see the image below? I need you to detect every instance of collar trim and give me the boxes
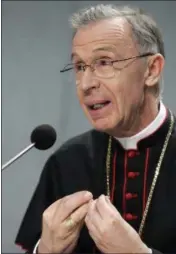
[114,102,167,150]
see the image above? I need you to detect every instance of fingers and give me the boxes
[85,216,99,242]
[58,191,93,221]
[46,191,92,222]
[85,200,103,235]
[41,191,93,253]
[87,199,103,222]
[61,202,89,234]
[105,196,122,219]
[95,195,117,219]
[43,191,93,231]
[85,195,121,236]
[70,202,89,225]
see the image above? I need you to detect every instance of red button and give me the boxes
[124,213,138,221]
[127,151,137,158]
[125,193,138,200]
[128,172,140,178]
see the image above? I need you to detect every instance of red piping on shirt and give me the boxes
[123,151,128,217]
[143,148,150,213]
[111,151,117,202]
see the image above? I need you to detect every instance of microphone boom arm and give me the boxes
[2,143,35,171]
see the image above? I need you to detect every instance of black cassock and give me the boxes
[15,109,176,253]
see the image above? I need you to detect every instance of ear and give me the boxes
[145,54,165,87]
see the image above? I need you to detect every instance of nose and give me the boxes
[79,68,100,92]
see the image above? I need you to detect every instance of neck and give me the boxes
[111,95,159,138]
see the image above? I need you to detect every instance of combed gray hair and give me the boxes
[69,4,165,98]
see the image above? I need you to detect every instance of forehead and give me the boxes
[71,18,135,60]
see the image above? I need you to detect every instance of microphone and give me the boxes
[2,124,57,171]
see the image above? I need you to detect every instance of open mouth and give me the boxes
[88,101,111,110]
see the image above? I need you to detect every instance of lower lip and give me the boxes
[88,102,112,119]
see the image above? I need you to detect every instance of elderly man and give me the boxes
[15,4,176,254]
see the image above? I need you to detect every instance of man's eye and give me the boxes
[98,59,111,66]
[74,64,85,72]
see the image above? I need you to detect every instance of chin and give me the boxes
[82,105,121,133]
[91,117,118,133]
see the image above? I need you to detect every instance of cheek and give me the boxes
[108,79,128,110]
[109,76,144,121]
[76,88,90,116]
[116,70,144,102]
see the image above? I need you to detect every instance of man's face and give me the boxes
[71,18,148,135]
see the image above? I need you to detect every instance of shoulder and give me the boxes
[44,129,108,168]
[39,129,108,186]
[54,129,108,156]
[42,129,109,194]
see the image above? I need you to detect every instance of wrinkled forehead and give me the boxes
[71,18,136,60]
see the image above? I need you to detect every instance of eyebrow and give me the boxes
[71,46,118,61]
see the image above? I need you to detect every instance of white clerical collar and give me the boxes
[114,102,167,150]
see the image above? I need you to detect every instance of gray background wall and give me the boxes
[2,1,176,253]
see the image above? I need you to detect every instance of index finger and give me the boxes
[58,191,93,221]
[96,194,117,219]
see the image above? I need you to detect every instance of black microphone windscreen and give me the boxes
[30,124,57,150]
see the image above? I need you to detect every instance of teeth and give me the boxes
[93,103,105,109]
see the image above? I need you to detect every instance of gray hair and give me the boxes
[69,4,165,98]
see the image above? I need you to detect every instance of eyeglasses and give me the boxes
[60,52,154,80]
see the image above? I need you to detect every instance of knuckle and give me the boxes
[42,209,49,222]
[99,226,108,239]
[79,204,88,216]
[50,224,56,233]
[62,195,69,202]
[108,215,118,228]
[57,230,68,240]
[42,210,57,232]
[102,231,108,240]
[48,218,57,232]
[110,216,118,227]
[97,197,102,207]
[58,224,75,240]
[62,199,70,210]
[99,226,105,236]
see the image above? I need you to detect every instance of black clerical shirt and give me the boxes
[15,106,176,254]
